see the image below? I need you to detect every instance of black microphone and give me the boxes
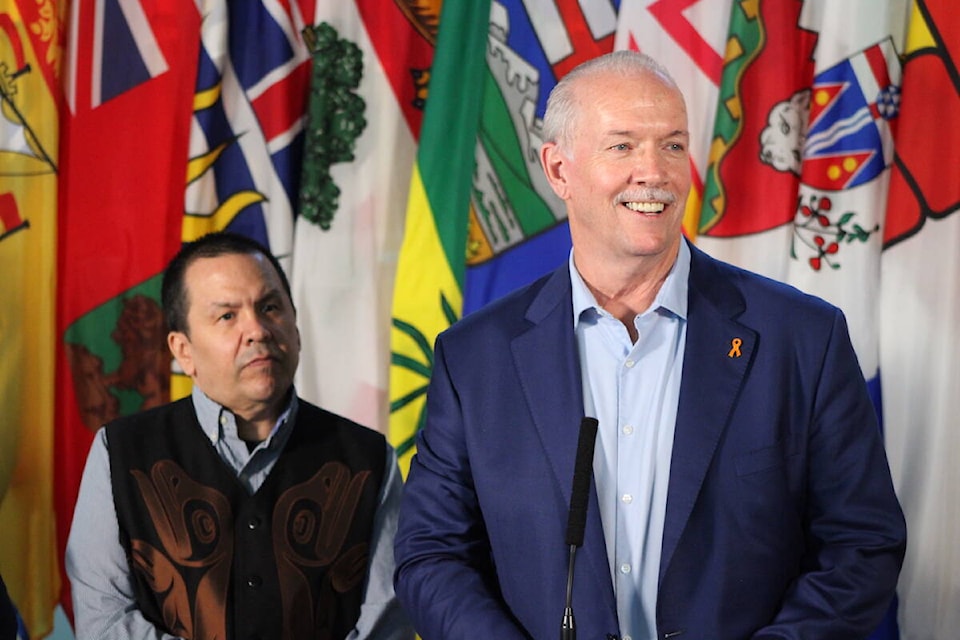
[561,417,599,640]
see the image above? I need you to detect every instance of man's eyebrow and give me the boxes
[602,128,690,138]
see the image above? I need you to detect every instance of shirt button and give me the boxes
[621,494,633,504]
[622,424,634,436]
[246,575,262,589]
[623,635,633,640]
[620,563,631,574]
[247,517,261,530]
[624,359,636,368]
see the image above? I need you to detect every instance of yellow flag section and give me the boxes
[389,166,463,476]
[0,0,61,635]
[388,1,491,476]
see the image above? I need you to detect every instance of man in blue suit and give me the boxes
[394,51,906,639]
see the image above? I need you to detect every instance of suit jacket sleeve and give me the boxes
[394,337,532,640]
[753,309,906,637]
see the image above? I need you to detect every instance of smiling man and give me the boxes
[393,51,905,640]
[67,232,412,640]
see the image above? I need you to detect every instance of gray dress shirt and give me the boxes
[65,387,413,640]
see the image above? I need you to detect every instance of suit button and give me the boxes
[247,517,261,530]
[246,575,262,589]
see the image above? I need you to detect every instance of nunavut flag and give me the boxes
[0,0,63,635]
[56,0,200,617]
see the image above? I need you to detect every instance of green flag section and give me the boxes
[62,275,170,429]
[389,0,491,475]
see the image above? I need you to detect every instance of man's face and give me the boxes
[168,252,300,421]
[541,68,692,267]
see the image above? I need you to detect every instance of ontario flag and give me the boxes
[56,0,201,618]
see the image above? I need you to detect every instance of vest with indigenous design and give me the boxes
[107,397,385,640]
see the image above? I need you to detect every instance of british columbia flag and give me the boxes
[183,0,316,258]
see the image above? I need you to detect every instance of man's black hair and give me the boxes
[161,232,293,335]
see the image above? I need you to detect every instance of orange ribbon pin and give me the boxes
[728,338,743,358]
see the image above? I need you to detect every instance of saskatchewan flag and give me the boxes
[388,0,491,474]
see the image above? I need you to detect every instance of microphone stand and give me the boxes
[561,543,578,640]
[559,417,598,640]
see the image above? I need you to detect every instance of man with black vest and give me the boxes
[66,232,412,640]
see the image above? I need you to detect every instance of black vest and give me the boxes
[107,397,386,640]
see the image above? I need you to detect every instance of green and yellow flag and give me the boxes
[388,0,491,475]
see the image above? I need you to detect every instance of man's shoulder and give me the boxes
[105,396,195,434]
[442,266,566,340]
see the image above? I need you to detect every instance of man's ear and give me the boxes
[168,331,196,377]
[540,141,570,200]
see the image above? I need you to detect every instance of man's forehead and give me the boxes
[184,253,283,295]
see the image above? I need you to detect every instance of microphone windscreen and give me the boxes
[565,417,598,546]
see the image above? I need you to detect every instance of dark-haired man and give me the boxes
[67,232,412,640]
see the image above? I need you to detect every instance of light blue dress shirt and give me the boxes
[66,386,411,640]
[570,241,690,640]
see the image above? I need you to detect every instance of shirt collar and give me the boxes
[569,238,691,329]
[191,384,298,446]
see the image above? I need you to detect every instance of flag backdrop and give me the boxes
[0,0,62,635]
[0,1,956,637]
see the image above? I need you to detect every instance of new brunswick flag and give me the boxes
[0,1,62,635]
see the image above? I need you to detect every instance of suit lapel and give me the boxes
[659,245,757,578]
[510,266,617,620]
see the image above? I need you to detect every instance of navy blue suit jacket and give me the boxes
[395,242,905,639]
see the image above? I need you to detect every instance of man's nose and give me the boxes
[630,148,667,184]
[243,311,272,342]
